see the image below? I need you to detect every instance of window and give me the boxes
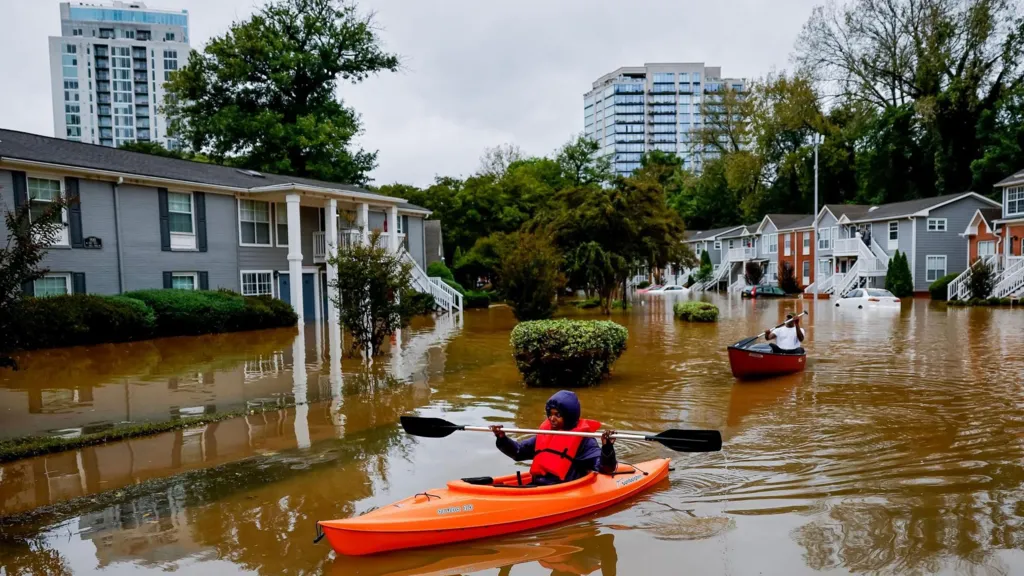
[34,274,70,297]
[28,177,68,245]
[241,271,273,296]
[802,232,810,254]
[927,218,947,232]
[165,32,176,41]
[275,203,289,246]
[714,241,721,250]
[239,200,271,245]
[784,234,791,256]
[1008,186,1024,216]
[167,192,195,249]
[926,255,947,282]
[172,272,197,290]
[72,28,83,36]
[818,258,832,278]
[978,241,995,257]
[767,262,778,282]
[817,227,832,250]
[767,233,778,254]
[802,260,810,280]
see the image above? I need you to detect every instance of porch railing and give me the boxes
[948,254,997,300]
[993,256,1024,298]
[729,277,746,293]
[313,228,399,262]
[833,237,862,257]
[727,247,757,263]
[835,261,862,297]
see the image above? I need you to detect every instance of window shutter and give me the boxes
[158,188,170,251]
[11,171,27,210]
[72,272,86,294]
[195,192,207,252]
[199,271,209,290]
[162,271,172,289]
[21,281,34,297]
[66,177,84,248]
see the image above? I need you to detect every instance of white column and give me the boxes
[357,202,369,245]
[286,194,304,322]
[324,198,339,323]
[327,320,345,433]
[388,205,399,252]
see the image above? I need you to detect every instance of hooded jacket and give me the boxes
[496,390,617,484]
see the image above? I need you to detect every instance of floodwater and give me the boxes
[3,295,1024,576]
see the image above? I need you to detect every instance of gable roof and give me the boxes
[683,225,745,242]
[996,168,1024,187]
[0,129,425,210]
[718,224,758,239]
[818,193,1000,225]
[758,214,812,233]
[963,207,1005,235]
[777,215,816,231]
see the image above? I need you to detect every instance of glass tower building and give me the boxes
[48,2,190,149]
[583,63,746,177]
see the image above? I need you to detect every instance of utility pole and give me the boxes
[812,133,823,299]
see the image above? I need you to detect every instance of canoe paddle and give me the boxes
[733,311,807,349]
[400,416,722,453]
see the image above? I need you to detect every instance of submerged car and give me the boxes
[636,284,662,294]
[835,288,901,308]
[741,284,787,298]
[648,284,688,294]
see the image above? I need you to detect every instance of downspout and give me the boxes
[113,177,125,293]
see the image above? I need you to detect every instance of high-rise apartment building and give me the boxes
[583,63,746,177]
[48,1,190,149]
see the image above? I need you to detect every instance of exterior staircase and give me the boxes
[993,257,1024,299]
[695,261,731,291]
[401,249,463,313]
[947,254,1000,300]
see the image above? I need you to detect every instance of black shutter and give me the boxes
[21,281,34,297]
[66,177,84,248]
[194,192,207,252]
[11,171,27,210]
[72,272,86,294]
[158,188,170,251]
[199,271,209,290]
[162,271,172,289]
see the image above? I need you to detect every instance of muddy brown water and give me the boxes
[3,295,1024,575]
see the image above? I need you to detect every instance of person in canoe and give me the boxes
[490,390,617,485]
[764,312,805,354]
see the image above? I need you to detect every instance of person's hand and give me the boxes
[764,329,772,339]
[490,425,505,439]
[602,429,616,446]
[793,316,801,326]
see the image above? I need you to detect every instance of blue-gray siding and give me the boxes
[912,197,994,291]
[237,204,320,272]
[866,219,913,257]
[406,216,426,269]
[119,185,239,291]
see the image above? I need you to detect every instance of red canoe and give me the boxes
[727,342,806,380]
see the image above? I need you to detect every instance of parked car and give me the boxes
[741,284,788,298]
[637,284,662,294]
[835,288,901,309]
[649,284,689,294]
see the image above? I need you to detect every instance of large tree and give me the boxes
[163,0,399,185]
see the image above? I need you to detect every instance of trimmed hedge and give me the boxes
[405,291,437,316]
[576,297,601,309]
[122,289,297,336]
[464,290,491,309]
[673,301,719,322]
[510,319,628,387]
[13,295,156,350]
[637,281,651,290]
[427,261,455,282]
[929,273,958,301]
[948,297,1019,307]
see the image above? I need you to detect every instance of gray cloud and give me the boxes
[0,0,820,187]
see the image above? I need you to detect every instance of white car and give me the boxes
[648,284,689,294]
[835,288,902,309]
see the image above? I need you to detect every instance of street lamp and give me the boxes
[811,133,824,299]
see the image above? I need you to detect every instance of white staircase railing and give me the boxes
[729,277,746,293]
[835,261,862,297]
[698,261,731,291]
[993,257,1024,298]
[816,273,838,295]
[429,277,464,311]
[948,254,997,300]
[833,237,861,257]
[400,250,462,313]
[869,239,890,266]
[727,247,757,263]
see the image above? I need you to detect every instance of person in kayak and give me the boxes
[764,312,805,354]
[490,390,617,485]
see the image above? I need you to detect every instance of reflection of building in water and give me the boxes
[78,484,210,567]
[387,312,462,384]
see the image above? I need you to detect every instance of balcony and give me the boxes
[98,118,112,127]
[134,72,148,82]
[135,105,149,116]
[96,82,110,93]
[137,130,151,140]
[94,47,108,57]
[833,237,864,257]
[727,247,757,262]
[95,57,109,69]
[97,94,111,104]
[132,49,147,59]
[134,85,148,94]
[133,62,147,71]
[135,96,149,106]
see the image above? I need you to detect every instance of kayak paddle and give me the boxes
[733,310,807,349]
[400,415,722,453]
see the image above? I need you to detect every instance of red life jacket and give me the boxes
[529,418,601,480]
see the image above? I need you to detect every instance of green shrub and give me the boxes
[929,273,958,301]
[463,290,491,309]
[987,297,1002,306]
[576,297,601,309]
[404,291,437,316]
[499,233,564,321]
[427,261,455,282]
[125,289,295,336]
[970,258,995,300]
[13,294,156,350]
[637,280,651,290]
[779,261,802,294]
[442,278,466,295]
[885,251,914,297]
[673,301,720,322]
[510,319,628,387]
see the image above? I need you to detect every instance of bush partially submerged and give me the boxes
[673,301,719,322]
[510,319,628,387]
[124,289,296,336]
[464,290,491,309]
[928,273,958,301]
[13,295,156,350]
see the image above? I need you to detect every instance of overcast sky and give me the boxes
[0,0,821,187]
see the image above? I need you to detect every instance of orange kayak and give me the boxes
[318,458,670,556]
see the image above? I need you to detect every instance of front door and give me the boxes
[279,272,317,319]
[839,259,849,274]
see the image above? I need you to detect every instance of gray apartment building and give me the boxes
[0,129,459,322]
[583,63,746,177]
[49,1,191,149]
